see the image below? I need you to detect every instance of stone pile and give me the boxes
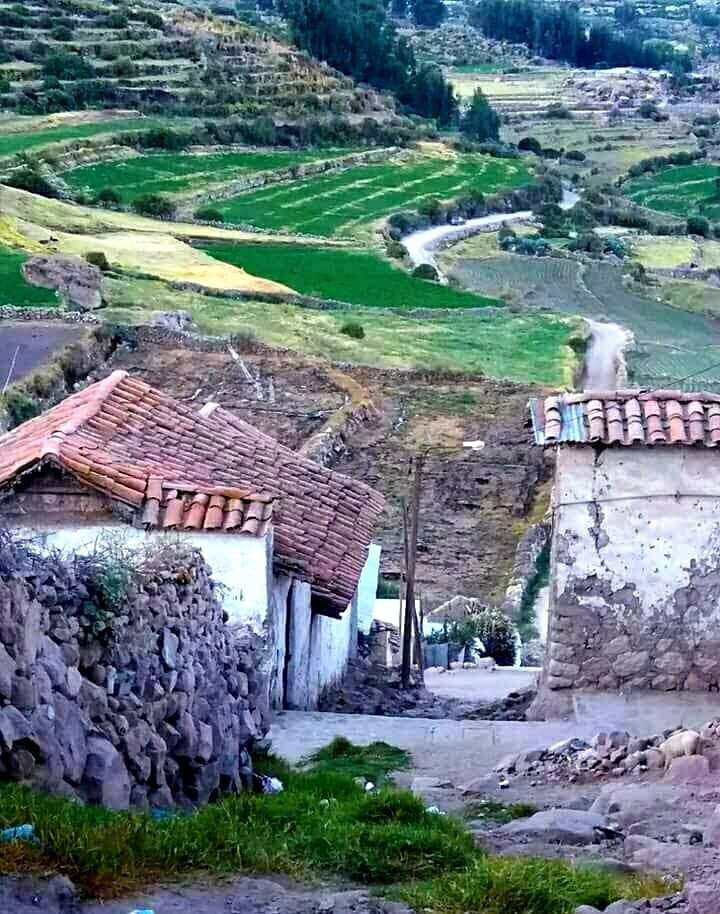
[496,723,720,784]
[0,539,269,809]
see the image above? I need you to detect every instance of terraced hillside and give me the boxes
[624,162,720,219]
[0,0,396,123]
[211,149,531,236]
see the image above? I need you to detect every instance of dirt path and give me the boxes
[583,318,633,389]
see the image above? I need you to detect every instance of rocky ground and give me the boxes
[318,655,535,720]
[1,874,413,914]
[399,721,720,914]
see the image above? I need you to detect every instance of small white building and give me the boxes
[529,389,720,706]
[0,370,384,710]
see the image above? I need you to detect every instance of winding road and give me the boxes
[401,184,625,389]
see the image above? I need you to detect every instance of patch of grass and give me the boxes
[464,799,538,824]
[624,162,720,218]
[395,857,671,914]
[0,741,667,912]
[0,245,57,306]
[0,117,168,159]
[304,737,410,784]
[199,242,499,309]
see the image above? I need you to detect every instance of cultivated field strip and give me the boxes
[624,162,720,218]
[62,149,346,200]
[214,154,530,235]
[0,117,168,159]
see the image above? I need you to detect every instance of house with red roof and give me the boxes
[528,389,720,717]
[0,370,383,710]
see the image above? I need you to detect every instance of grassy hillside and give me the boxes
[0,245,57,305]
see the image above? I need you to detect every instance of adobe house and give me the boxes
[528,389,720,712]
[0,370,383,711]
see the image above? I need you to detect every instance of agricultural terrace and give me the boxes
[444,249,720,390]
[624,163,720,219]
[101,273,580,385]
[61,149,355,203]
[0,117,170,159]
[200,243,499,309]
[450,68,566,106]
[0,245,57,306]
[213,151,531,236]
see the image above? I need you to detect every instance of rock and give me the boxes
[150,309,193,331]
[0,706,32,750]
[162,627,179,669]
[500,808,608,845]
[687,881,720,914]
[82,737,131,810]
[0,643,16,699]
[411,776,453,793]
[603,902,632,914]
[665,754,711,784]
[22,253,103,310]
[591,784,687,825]
[574,908,602,914]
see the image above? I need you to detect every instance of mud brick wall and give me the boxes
[0,541,268,809]
[544,446,720,693]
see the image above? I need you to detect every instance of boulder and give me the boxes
[149,310,193,331]
[590,783,687,825]
[500,808,607,845]
[22,254,103,311]
[665,754,712,784]
[82,737,131,810]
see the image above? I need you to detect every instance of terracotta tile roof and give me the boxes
[529,389,720,447]
[0,371,384,614]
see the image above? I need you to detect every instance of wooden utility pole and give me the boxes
[401,454,424,688]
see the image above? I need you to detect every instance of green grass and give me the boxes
[0,118,168,159]
[449,63,506,73]
[0,740,664,912]
[463,799,538,825]
[199,242,500,309]
[303,737,410,784]
[62,149,352,201]
[213,153,531,235]
[0,245,57,306]
[102,273,580,385]
[624,162,720,218]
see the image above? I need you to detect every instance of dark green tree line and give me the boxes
[279,0,458,123]
[470,0,692,70]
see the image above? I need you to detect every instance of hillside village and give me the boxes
[4,0,720,911]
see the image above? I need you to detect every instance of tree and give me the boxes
[131,194,176,219]
[687,215,710,238]
[391,0,407,16]
[614,1,638,25]
[411,0,446,28]
[460,88,500,142]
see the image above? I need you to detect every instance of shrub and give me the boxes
[131,193,176,218]
[518,136,542,155]
[340,320,365,339]
[546,102,571,119]
[6,166,58,198]
[386,240,407,260]
[84,251,111,272]
[688,215,711,237]
[93,187,121,207]
[50,24,73,40]
[564,149,586,162]
[194,205,224,223]
[43,51,94,80]
[412,263,439,281]
[2,388,40,426]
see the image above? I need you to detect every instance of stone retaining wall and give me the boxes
[0,540,268,809]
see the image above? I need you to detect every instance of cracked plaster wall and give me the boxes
[546,446,720,693]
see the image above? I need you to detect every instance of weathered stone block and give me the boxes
[612,651,649,678]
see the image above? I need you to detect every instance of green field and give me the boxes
[102,273,578,384]
[62,149,352,201]
[213,153,531,236]
[200,242,499,309]
[0,245,57,306]
[624,163,720,219]
[0,118,168,159]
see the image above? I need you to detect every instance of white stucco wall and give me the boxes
[545,446,720,692]
[13,523,273,630]
[307,597,356,708]
[357,543,382,634]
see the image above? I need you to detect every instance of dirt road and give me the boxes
[583,318,632,389]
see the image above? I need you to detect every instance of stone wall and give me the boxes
[0,538,268,809]
[541,446,720,698]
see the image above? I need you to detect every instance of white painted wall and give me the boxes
[13,522,273,631]
[307,597,355,708]
[553,447,720,620]
[357,544,381,634]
